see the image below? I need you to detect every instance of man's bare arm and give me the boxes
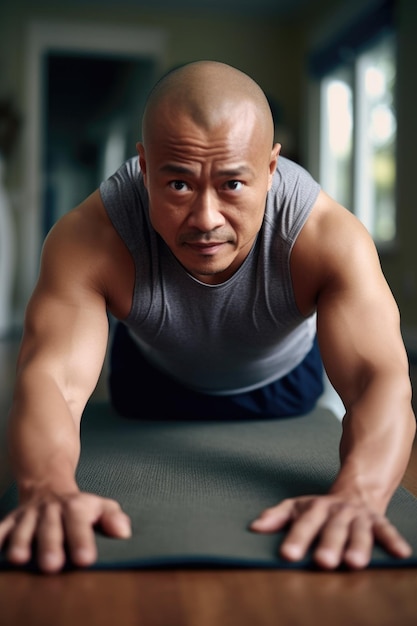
[0,193,132,573]
[251,191,416,569]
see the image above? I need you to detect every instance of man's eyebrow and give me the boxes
[159,163,195,176]
[158,163,255,177]
[216,165,255,178]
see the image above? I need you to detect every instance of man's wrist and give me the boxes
[17,474,79,500]
[329,470,391,513]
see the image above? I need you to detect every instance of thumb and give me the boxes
[250,502,293,533]
[99,506,132,538]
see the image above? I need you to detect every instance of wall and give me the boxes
[385,0,417,344]
[0,1,305,178]
[302,0,417,344]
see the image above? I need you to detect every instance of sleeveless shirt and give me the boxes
[99,156,321,395]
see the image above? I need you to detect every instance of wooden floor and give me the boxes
[1,334,417,626]
[1,567,417,626]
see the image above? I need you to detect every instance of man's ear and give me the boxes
[136,142,148,185]
[268,143,281,190]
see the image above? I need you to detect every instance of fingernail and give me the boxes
[74,548,94,565]
[315,548,339,568]
[249,518,267,531]
[42,552,62,571]
[250,518,262,528]
[399,541,412,557]
[8,546,29,563]
[281,543,303,560]
[119,520,132,538]
[344,550,368,569]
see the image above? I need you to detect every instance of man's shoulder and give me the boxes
[42,190,134,316]
[43,191,127,273]
[273,156,319,188]
[99,156,149,236]
[99,156,142,198]
[265,157,321,241]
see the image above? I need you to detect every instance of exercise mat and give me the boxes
[1,404,417,570]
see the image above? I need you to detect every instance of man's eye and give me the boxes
[224,180,243,191]
[169,180,188,191]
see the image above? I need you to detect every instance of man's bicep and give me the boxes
[17,218,110,418]
[316,228,407,407]
[21,291,108,405]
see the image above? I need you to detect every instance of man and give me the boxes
[0,61,415,574]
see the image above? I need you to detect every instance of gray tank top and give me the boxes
[100,156,320,395]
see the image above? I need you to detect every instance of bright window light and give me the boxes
[319,34,396,246]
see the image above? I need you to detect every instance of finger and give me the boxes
[36,502,66,573]
[0,515,17,549]
[373,516,413,559]
[279,502,329,562]
[99,502,132,539]
[63,499,98,568]
[6,508,38,565]
[341,516,374,570]
[313,507,355,569]
[250,500,295,533]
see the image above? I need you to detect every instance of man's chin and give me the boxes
[174,245,239,283]
[184,261,234,285]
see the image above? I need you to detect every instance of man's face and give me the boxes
[137,102,279,285]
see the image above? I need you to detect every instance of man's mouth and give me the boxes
[185,241,227,255]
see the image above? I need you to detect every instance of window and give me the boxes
[309,0,396,247]
[320,68,353,212]
[320,35,396,245]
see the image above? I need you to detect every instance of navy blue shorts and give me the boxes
[108,322,324,420]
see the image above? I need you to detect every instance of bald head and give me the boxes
[141,61,274,147]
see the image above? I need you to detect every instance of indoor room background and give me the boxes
[0,0,416,357]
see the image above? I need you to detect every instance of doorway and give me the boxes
[43,52,155,234]
[19,19,165,312]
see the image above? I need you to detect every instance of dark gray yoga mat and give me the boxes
[1,403,416,570]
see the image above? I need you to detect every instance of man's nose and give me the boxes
[187,191,226,232]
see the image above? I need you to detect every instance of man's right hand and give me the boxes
[0,490,132,573]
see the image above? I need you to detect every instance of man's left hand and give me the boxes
[250,494,412,569]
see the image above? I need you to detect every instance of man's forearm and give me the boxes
[330,374,416,511]
[2,371,131,574]
[8,373,82,497]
